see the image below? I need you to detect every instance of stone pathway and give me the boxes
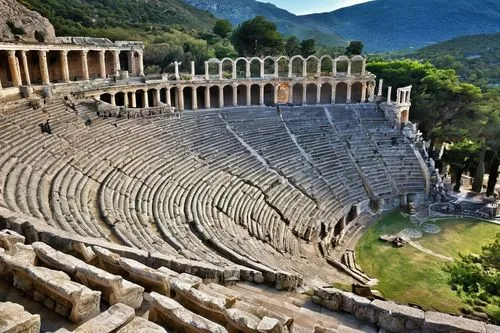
[408,241,454,261]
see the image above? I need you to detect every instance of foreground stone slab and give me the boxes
[146,292,228,333]
[70,303,135,333]
[116,317,169,333]
[32,242,144,309]
[119,257,170,295]
[0,301,41,333]
[424,311,487,333]
[371,299,424,332]
[0,229,25,248]
[224,308,261,333]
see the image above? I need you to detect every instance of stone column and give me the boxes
[246,85,251,106]
[60,50,70,83]
[218,62,223,80]
[113,51,121,74]
[302,61,307,77]
[377,79,383,97]
[260,61,264,78]
[259,84,264,106]
[316,61,321,77]
[233,85,238,107]
[274,61,279,77]
[178,87,184,111]
[155,89,161,106]
[332,84,336,104]
[332,61,337,76]
[110,93,116,106]
[205,86,211,109]
[302,85,307,104]
[38,50,50,85]
[98,50,106,79]
[288,85,294,104]
[191,61,195,79]
[316,84,322,104]
[138,51,144,76]
[219,86,224,108]
[273,85,279,105]
[20,51,31,86]
[369,82,375,102]
[387,86,392,104]
[232,62,237,79]
[361,82,367,103]
[166,87,171,106]
[347,61,352,76]
[174,62,180,80]
[123,93,129,108]
[192,88,198,110]
[204,61,209,80]
[131,91,137,108]
[288,62,293,78]
[7,50,21,87]
[127,51,134,74]
[142,90,149,108]
[346,83,352,104]
[81,50,89,81]
[361,60,366,75]
[246,62,251,78]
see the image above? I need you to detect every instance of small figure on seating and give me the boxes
[84,116,92,127]
[276,106,283,121]
[39,120,52,134]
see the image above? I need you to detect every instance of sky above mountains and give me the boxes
[256,0,373,15]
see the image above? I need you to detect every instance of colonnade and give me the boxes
[98,80,376,111]
[0,43,144,89]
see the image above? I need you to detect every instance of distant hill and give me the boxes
[183,0,346,46]
[184,0,500,52]
[18,0,218,40]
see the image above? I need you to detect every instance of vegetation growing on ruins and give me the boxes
[356,212,500,321]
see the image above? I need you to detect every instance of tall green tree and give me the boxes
[284,36,301,56]
[345,41,363,56]
[213,19,232,39]
[300,39,316,57]
[231,16,284,56]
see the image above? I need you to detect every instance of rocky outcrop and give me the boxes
[313,287,500,333]
[0,0,55,42]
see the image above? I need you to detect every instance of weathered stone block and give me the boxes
[424,311,487,333]
[371,300,424,332]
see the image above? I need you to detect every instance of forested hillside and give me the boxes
[18,0,217,40]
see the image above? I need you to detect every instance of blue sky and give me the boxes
[256,0,373,15]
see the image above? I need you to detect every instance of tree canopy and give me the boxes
[213,19,232,39]
[231,16,284,57]
[345,41,364,56]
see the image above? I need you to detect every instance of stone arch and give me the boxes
[306,56,320,78]
[169,87,179,109]
[159,87,168,104]
[263,56,275,76]
[100,93,112,104]
[351,82,363,103]
[196,86,207,109]
[207,59,220,78]
[115,92,126,107]
[292,84,303,105]
[209,86,220,108]
[223,85,233,107]
[179,87,191,110]
[401,109,409,123]
[263,83,274,105]
[335,56,349,75]
[237,85,247,106]
[221,58,233,79]
[320,56,334,76]
[126,91,135,107]
[249,57,262,78]
[0,51,14,87]
[119,51,129,72]
[87,50,101,79]
[276,56,289,77]
[290,56,304,77]
[306,83,317,104]
[147,89,155,107]
[25,51,42,85]
[351,55,364,75]
[250,84,260,105]
[320,83,333,104]
[234,58,248,78]
[335,82,348,104]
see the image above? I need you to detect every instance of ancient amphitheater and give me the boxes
[0,37,497,333]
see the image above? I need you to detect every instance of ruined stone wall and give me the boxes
[313,287,499,333]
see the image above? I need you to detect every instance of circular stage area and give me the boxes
[356,212,500,319]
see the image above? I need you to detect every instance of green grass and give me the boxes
[356,212,500,317]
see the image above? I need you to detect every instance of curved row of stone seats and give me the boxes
[32,242,144,309]
[0,243,101,323]
[0,301,41,333]
[55,303,167,333]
